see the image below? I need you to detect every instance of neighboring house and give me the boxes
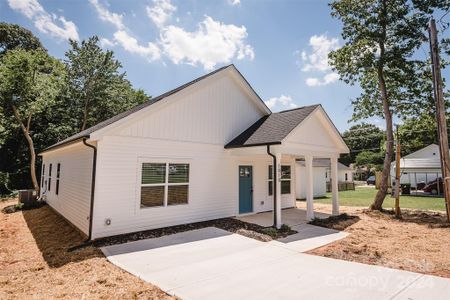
[39,65,349,240]
[296,159,353,199]
[392,144,442,188]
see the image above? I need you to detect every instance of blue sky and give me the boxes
[2,0,444,132]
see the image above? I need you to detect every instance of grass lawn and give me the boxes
[315,186,447,211]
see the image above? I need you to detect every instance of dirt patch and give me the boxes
[304,203,450,278]
[0,199,175,299]
[93,217,296,248]
[309,213,360,230]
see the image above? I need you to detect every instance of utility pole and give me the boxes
[395,124,401,218]
[429,18,450,221]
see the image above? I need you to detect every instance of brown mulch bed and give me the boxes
[0,199,175,300]
[309,213,361,230]
[93,216,296,248]
[304,203,450,278]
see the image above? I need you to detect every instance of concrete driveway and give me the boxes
[102,227,450,300]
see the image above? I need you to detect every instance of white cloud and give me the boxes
[89,0,124,30]
[146,0,176,28]
[99,37,116,47]
[264,95,298,111]
[114,30,161,61]
[298,34,340,87]
[160,16,254,70]
[306,72,339,87]
[89,0,254,70]
[228,0,241,6]
[8,0,79,41]
[301,34,339,72]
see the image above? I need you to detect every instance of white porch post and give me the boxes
[275,152,282,228]
[331,156,340,215]
[305,155,314,220]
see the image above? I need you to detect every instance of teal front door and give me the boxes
[239,165,253,214]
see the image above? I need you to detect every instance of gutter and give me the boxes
[266,145,277,228]
[82,138,97,241]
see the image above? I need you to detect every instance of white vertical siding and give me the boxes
[41,143,93,235]
[296,165,327,199]
[117,74,264,145]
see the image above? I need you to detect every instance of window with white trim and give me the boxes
[268,165,273,196]
[280,165,291,194]
[268,165,291,195]
[56,163,61,195]
[41,164,45,189]
[48,163,52,191]
[140,163,189,208]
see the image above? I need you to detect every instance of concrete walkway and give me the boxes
[102,227,450,300]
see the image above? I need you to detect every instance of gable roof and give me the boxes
[225,104,320,148]
[42,64,270,153]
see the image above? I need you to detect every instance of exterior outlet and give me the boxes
[105,218,112,226]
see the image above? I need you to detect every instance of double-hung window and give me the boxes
[267,165,291,195]
[41,164,45,189]
[56,163,61,195]
[280,165,291,194]
[48,164,52,191]
[268,165,273,196]
[140,163,189,208]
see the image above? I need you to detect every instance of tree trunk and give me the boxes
[11,105,40,194]
[370,66,394,211]
[81,96,89,131]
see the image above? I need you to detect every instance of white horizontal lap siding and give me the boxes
[92,136,238,238]
[42,143,93,235]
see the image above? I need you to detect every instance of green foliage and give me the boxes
[280,224,291,232]
[355,151,384,170]
[261,227,278,237]
[0,22,44,56]
[340,123,384,165]
[64,36,150,131]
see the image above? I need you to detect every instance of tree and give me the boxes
[340,123,384,165]
[0,22,44,56]
[329,0,441,210]
[64,36,149,132]
[0,49,65,193]
[355,151,384,170]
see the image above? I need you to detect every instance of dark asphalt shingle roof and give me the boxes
[43,64,243,152]
[225,104,320,148]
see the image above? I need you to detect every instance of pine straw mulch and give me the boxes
[303,203,450,278]
[0,199,175,300]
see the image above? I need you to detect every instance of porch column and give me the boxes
[275,152,282,228]
[331,156,339,215]
[305,155,314,220]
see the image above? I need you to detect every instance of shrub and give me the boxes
[261,227,278,237]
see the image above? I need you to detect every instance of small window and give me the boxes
[48,164,52,191]
[56,163,61,195]
[41,164,45,188]
[281,165,291,194]
[268,165,273,196]
[140,163,189,208]
[345,173,348,181]
[325,171,327,179]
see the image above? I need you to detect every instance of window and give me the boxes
[48,164,52,191]
[267,165,291,195]
[41,164,45,189]
[281,165,291,194]
[345,173,348,181]
[56,163,61,195]
[140,163,189,208]
[268,165,273,196]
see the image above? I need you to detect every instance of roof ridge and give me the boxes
[275,104,320,114]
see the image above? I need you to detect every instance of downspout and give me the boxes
[267,145,277,228]
[83,138,97,241]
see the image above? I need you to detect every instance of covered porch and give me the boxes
[225,105,349,229]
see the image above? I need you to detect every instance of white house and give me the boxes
[392,144,443,188]
[39,65,349,240]
[296,159,353,199]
